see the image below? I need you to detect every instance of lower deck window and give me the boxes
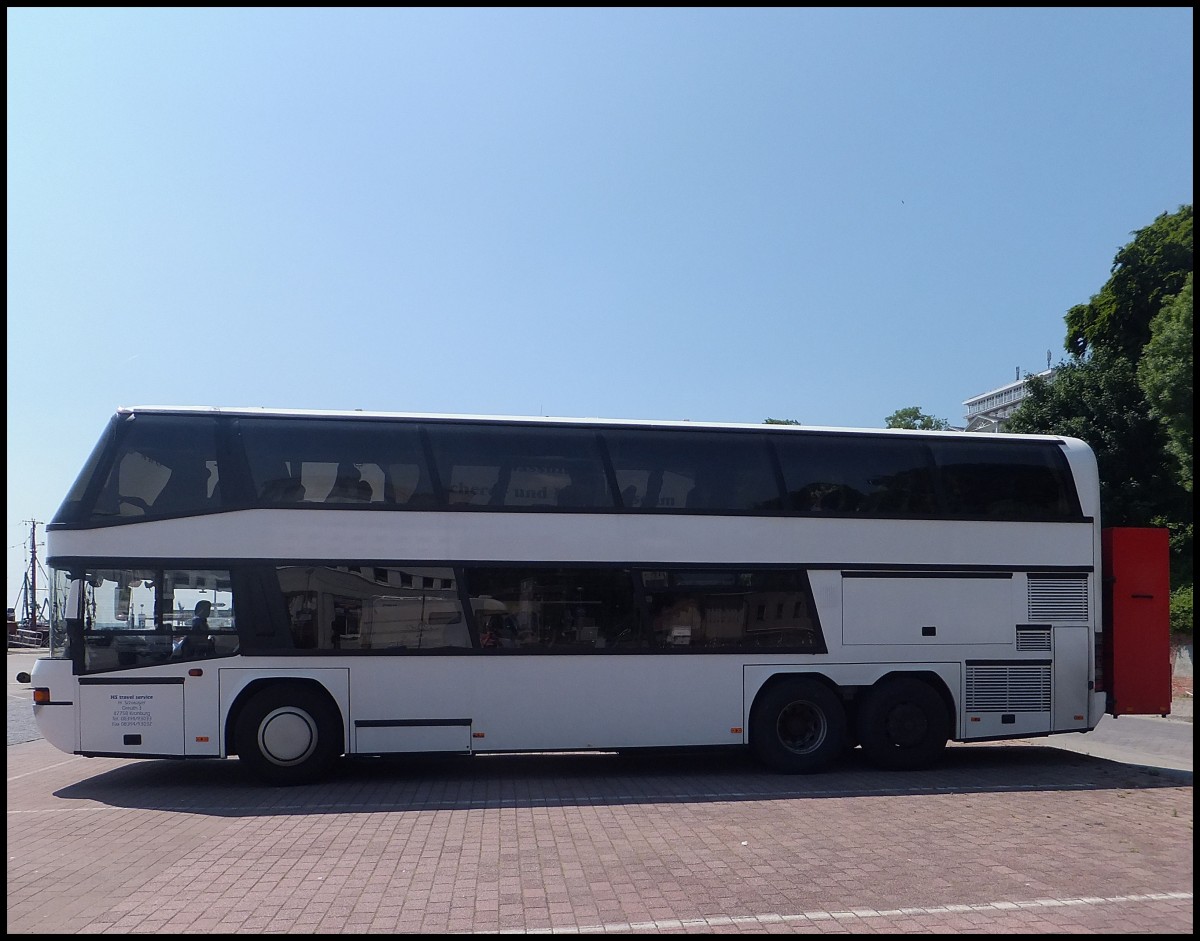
[70,567,237,673]
[272,564,826,654]
[277,565,468,651]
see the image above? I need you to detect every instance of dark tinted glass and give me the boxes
[426,425,613,509]
[241,418,437,507]
[602,430,780,511]
[275,565,466,651]
[463,567,637,649]
[774,434,936,516]
[638,569,825,651]
[77,566,236,673]
[460,566,826,653]
[61,414,1084,525]
[930,439,1079,520]
[87,414,224,521]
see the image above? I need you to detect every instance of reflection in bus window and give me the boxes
[639,570,825,651]
[426,425,613,509]
[603,429,779,511]
[929,439,1075,520]
[462,568,637,649]
[76,567,236,672]
[90,415,223,519]
[775,434,936,516]
[276,565,468,651]
[241,418,435,507]
[459,567,826,653]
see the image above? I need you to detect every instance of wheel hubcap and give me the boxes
[777,701,826,754]
[258,707,318,766]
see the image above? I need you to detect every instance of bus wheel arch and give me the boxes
[229,680,344,786]
[749,674,848,773]
[855,673,952,771]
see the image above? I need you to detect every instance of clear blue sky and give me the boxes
[6,7,1193,610]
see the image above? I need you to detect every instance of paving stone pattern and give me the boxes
[7,739,1193,934]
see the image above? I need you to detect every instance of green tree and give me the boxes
[884,407,950,430]
[1138,273,1193,492]
[1010,204,1193,598]
[764,418,801,425]
[1065,205,1193,358]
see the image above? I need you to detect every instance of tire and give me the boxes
[750,677,847,773]
[856,677,950,771]
[234,683,343,786]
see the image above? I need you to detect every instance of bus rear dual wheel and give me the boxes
[234,683,343,786]
[856,677,950,771]
[750,678,847,773]
[751,676,949,773]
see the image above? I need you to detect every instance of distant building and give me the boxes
[962,367,1054,433]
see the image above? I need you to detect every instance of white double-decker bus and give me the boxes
[22,406,1171,785]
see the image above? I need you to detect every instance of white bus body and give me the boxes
[23,407,1168,785]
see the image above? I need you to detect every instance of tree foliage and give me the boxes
[1170,585,1193,637]
[1138,272,1193,492]
[884,407,950,430]
[763,418,801,425]
[1010,204,1193,592]
[1065,205,1193,359]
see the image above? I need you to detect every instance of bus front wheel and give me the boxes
[750,677,847,773]
[234,683,343,786]
[856,677,949,771]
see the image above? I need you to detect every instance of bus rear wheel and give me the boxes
[235,683,342,786]
[750,677,847,773]
[856,677,949,771]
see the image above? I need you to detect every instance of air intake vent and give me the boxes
[1016,627,1052,652]
[1027,574,1088,621]
[965,664,1052,712]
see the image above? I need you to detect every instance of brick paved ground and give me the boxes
[7,738,1192,934]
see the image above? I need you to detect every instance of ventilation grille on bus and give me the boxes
[1026,574,1089,621]
[1015,627,1052,652]
[965,664,1052,713]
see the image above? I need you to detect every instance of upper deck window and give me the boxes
[240,418,437,507]
[773,434,936,516]
[601,429,779,511]
[88,414,223,521]
[929,439,1079,520]
[426,424,612,509]
[51,411,1085,525]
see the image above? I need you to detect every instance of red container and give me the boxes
[1102,527,1172,716]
